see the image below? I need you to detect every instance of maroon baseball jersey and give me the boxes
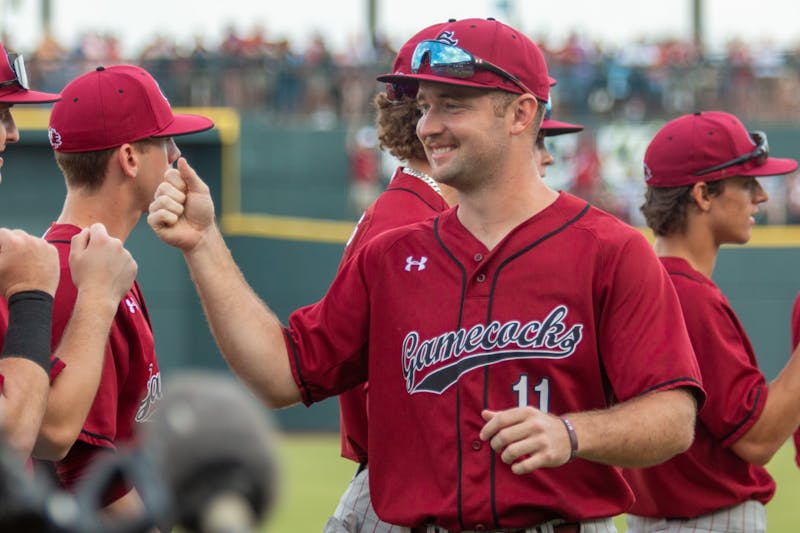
[624,257,774,518]
[338,166,450,464]
[43,224,162,500]
[790,292,800,468]
[285,192,704,530]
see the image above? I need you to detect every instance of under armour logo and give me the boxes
[436,31,458,46]
[124,297,138,314]
[405,256,428,272]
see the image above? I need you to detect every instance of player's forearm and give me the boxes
[184,225,301,408]
[732,348,800,465]
[568,388,697,467]
[33,294,119,460]
[0,357,50,459]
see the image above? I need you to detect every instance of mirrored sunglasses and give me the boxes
[693,130,769,176]
[0,53,29,90]
[411,40,534,96]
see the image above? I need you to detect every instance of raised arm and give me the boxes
[729,342,800,465]
[480,387,697,473]
[147,158,300,407]
[33,224,137,460]
[0,228,59,459]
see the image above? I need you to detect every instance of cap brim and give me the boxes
[153,114,215,138]
[376,71,532,97]
[739,156,798,177]
[0,86,61,104]
[541,119,584,136]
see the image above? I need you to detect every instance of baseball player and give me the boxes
[625,111,800,533]
[1,45,136,463]
[329,26,585,532]
[148,18,703,532]
[33,65,212,518]
[788,297,800,468]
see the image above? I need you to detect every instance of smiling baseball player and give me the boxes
[148,18,704,532]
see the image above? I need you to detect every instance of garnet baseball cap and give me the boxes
[48,65,214,153]
[644,111,798,187]
[541,118,583,136]
[0,43,61,103]
[377,18,551,102]
[382,22,448,101]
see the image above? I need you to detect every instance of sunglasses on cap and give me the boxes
[0,53,29,90]
[386,80,418,102]
[693,130,769,176]
[411,40,534,97]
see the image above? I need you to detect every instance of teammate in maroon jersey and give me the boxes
[791,300,800,469]
[149,18,703,532]
[0,44,136,464]
[33,65,212,518]
[329,25,584,533]
[626,111,800,532]
[0,42,61,460]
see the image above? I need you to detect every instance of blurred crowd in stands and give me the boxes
[7,26,800,225]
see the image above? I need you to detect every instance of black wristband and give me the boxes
[560,416,579,463]
[2,290,54,373]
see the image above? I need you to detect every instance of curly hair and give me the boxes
[641,180,725,236]
[373,92,426,162]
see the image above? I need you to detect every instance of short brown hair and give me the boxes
[53,138,161,192]
[641,180,726,236]
[374,93,425,162]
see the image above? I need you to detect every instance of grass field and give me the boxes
[260,434,800,532]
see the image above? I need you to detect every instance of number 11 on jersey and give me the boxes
[512,374,550,412]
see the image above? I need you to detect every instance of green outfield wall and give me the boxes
[5,108,800,432]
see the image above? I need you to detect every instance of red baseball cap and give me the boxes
[541,119,583,136]
[377,18,551,102]
[644,111,798,187]
[48,65,214,153]
[382,22,448,101]
[0,42,61,104]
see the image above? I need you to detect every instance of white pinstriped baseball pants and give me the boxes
[626,500,766,533]
[322,465,618,533]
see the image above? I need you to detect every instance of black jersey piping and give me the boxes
[433,216,468,529]
[485,202,590,523]
[721,386,762,443]
[79,428,114,444]
[286,332,314,403]
[385,187,443,212]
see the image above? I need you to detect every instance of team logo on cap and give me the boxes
[434,31,458,46]
[643,163,652,182]
[47,127,62,150]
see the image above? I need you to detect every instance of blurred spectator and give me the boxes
[14,27,800,224]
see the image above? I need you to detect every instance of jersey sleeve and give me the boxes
[597,233,705,406]
[49,248,121,450]
[285,242,374,405]
[677,280,767,447]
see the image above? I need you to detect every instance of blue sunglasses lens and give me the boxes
[411,40,477,78]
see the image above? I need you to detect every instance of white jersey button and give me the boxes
[471,439,482,451]
[476,273,486,283]
[473,253,483,262]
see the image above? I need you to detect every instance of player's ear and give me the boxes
[689,182,712,212]
[510,94,538,135]
[116,143,139,179]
